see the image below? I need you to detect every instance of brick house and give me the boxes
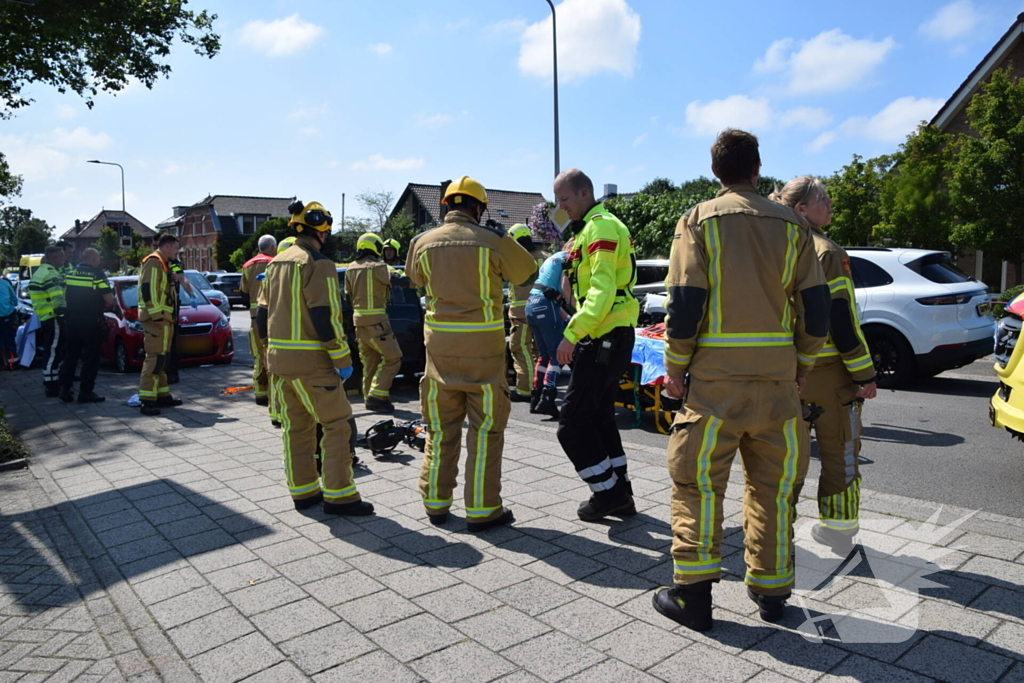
[930,12,1024,291]
[158,195,293,271]
[58,210,156,262]
[389,182,547,233]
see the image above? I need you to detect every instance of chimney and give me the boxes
[74,219,82,234]
[439,179,452,220]
[603,183,618,200]
[172,205,188,217]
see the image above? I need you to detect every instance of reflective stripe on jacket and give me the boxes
[65,263,111,320]
[241,253,274,318]
[28,263,65,322]
[138,252,176,323]
[345,257,411,327]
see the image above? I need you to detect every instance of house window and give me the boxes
[239,215,270,235]
[416,206,429,227]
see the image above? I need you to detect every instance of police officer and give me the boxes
[506,224,546,404]
[652,130,830,631]
[138,234,184,416]
[58,248,112,403]
[57,241,75,280]
[405,176,537,531]
[29,245,66,397]
[771,176,877,556]
[257,200,372,516]
[241,234,277,407]
[382,239,403,267]
[345,233,413,413]
[553,169,639,522]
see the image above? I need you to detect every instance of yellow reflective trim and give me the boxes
[664,348,691,365]
[479,247,494,323]
[705,218,722,335]
[425,320,505,332]
[474,384,495,509]
[775,418,799,573]
[696,417,722,562]
[290,264,301,341]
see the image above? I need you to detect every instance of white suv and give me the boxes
[847,248,994,387]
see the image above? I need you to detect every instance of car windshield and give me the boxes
[220,275,241,283]
[636,264,669,286]
[906,253,974,285]
[118,283,208,309]
[187,272,214,291]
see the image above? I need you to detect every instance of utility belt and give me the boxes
[579,326,631,366]
[577,288,632,306]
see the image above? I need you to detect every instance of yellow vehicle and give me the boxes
[992,294,1024,441]
[18,254,43,279]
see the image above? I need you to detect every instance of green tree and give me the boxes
[12,218,52,257]
[120,233,151,268]
[678,176,719,197]
[640,177,675,195]
[0,154,22,209]
[874,125,956,250]
[606,183,718,259]
[0,206,32,266]
[355,190,417,250]
[949,66,1024,280]
[825,154,897,246]
[232,218,292,269]
[95,227,121,272]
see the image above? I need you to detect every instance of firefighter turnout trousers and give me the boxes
[508,317,534,397]
[802,360,862,533]
[418,355,510,523]
[356,321,402,400]
[249,321,269,400]
[668,380,808,597]
[275,370,359,505]
[139,321,172,403]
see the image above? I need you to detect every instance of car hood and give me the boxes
[122,304,224,323]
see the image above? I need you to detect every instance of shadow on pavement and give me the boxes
[898,376,997,399]
[862,423,965,448]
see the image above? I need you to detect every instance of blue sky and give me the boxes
[3,0,1023,235]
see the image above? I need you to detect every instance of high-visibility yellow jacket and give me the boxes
[663,184,831,383]
[345,257,412,327]
[28,263,65,322]
[507,248,547,321]
[564,203,639,343]
[240,253,274,319]
[138,252,176,323]
[810,226,876,384]
[256,235,352,376]
[405,210,538,359]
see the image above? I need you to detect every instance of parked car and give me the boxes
[634,259,670,299]
[101,276,234,372]
[847,248,994,387]
[206,272,244,307]
[992,293,1023,442]
[183,270,232,317]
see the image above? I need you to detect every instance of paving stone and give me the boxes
[971,586,1024,623]
[346,546,423,577]
[1000,662,1024,683]
[419,542,488,570]
[157,514,221,542]
[279,622,376,675]
[380,566,461,599]
[591,620,690,669]
[740,630,848,682]
[336,590,423,633]
[818,655,932,683]
[237,661,310,683]
[650,642,762,682]
[414,584,502,623]
[312,650,419,683]
[982,621,1024,661]
[488,535,562,566]
[251,597,339,643]
[369,612,464,663]
[253,537,323,567]
[503,631,607,683]
[494,577,580,617]
[189,631,284,683]
[106,536,174,565]
[204,560,280,594]
[897,599,999,645]
[146,585,229,630]
[961,556,1024,590]
[131,566,206,606]
[567,567,657,607]
[456,559,533,592]
[304,572,384,608]
[275,554,351,586]
[411,640,517,683]
[561,658,660,683]
[897,633,1013,683]
[166,607,255,658]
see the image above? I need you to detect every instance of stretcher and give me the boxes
[615,327,681,434]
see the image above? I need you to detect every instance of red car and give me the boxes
[102,276,234,372]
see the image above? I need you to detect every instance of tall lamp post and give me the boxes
[545,0,560,178]
[87,159,126,219]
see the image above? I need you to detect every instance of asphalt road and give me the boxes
[227,309,1020,519]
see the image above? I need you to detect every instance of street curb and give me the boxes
[0,457,28,472]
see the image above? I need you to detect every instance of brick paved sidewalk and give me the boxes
[2,362,1024,682]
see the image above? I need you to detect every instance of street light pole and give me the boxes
[87,159,125,218]
[545,0,560,178]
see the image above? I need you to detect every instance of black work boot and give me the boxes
[324,499,375,516]
[529,388,543,413]
[468,507,514,533]
[748,588,790,623]
[58,387,74,403]
[293,491,324,511]
[509,389,532,403]
[255,396,269,407]
[577,479,636,522]
[140,404,161,416]
[652,581,714,632]
[428,512,449,526]
[811,524,857,557]
[44,383,60,398]
[271,419,282,429]
[535,386,560,418]
[156,395,183,407]
[365,396,395,414]
[78,391,105,403]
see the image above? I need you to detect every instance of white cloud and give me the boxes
[351,154,425,171]
[50,127,113,150]
[369,43,392,56]
[779,106,832,131]
[632,133,648,147]
[921,1,980,41]
[518,0,641,82]
[754,29,895,94]
[684,95,773,137]
[288,105,328,120]
[298,127,322,137]
[807,131,838,154]
[239,15,324,57]
[56,105,77,120]
[413,113,453,130]
[840,96,944,142]
[485,18,528,38]
[0,126,112,182]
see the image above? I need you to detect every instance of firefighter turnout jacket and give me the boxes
[138,252,177,323]
[241,253,274,318]
[28,263,66,322]
[564,204,639,343]
[344,257,412,327]
[256,235,352,377]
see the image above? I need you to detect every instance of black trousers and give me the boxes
[556,326,635,493]
[37,317,66,388]
[60,318,103,393]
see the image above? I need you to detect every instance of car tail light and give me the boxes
[916,293,975,305]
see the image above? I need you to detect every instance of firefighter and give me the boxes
[382,238,403,267]
[652,129,830,631]
[405,176,537,531]
[138,233,184,416]
[257,200,372,516]
[28,245,67,397]
[771,176,877,556]
[58,248,113,403]
[240,234,278,407]
[552,169,639,522]
[506,224,546,404]
[345,232,414,413]
[266,235,297,428]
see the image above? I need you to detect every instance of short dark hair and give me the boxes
[157,233,179,247]
[449,195,485,216]
[554,168,594,196]
[710,129,761,185]
[44,245,64,259]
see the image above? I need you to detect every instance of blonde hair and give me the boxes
[769,175,828,211]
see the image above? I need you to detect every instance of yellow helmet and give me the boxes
[442,176,488,207]
[509,224,531,241]
[278,236,297,249]
[357,233,384,256]
[287,200,333,232]
[385,238,400,252]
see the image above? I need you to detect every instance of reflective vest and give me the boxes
[345,257,411,327]
[139,252,176,323]
[241,253,274,319]
[28,263,65,322]
[64,263,111,321]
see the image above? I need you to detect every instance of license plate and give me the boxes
[977,302,992,316]
[178,336,212,356]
